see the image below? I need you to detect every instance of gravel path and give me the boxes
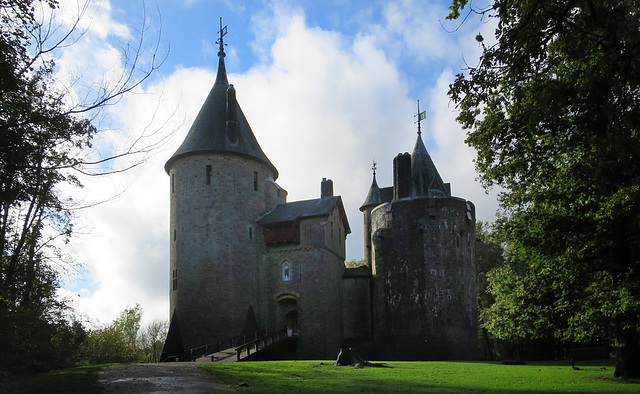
[99,362,237,393]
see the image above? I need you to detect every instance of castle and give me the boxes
[162,28,477,361]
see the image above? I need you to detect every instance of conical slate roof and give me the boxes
[411,132,449,197]
[360,172,382,211]
[164,49,278,179]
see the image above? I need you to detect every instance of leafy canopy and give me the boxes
[448,0,640,347]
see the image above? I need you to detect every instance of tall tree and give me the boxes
[448,0,640,378]
[0,0,163,373]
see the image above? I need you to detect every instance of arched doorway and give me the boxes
[285,310,297,337]
[276,293,298,357]
[276,294,297,336]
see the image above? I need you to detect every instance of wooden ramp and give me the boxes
[194,347,237,364]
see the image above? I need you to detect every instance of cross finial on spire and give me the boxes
[217,17,228,57]
[414,100,426,136]
[372,160,377,176]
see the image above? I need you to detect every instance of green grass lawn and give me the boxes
[2,360,638,393]
[0,365,105,394]
[199,360,640,393]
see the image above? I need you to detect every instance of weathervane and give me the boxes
[372,160,377,176]
[217,17,228,56]
[414,100,426,136]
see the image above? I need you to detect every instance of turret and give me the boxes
[360,163,382,267]
[162,22,283,359]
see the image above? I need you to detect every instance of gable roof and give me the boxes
[258,196,351,233]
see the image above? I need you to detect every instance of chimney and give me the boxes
[226,85,238,144]
[393,152,412,199]
[321,178,334,198]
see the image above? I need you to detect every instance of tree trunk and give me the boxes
[614,329,640,379]
[335,347,366,366]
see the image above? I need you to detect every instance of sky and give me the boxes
[49,0,500,328]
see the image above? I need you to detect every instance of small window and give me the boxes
[173,229,176,241]
[206,165,212,185]
[249,226,253,240]
[282,261,291,282]
[253,171,258,191]
[171,173,175,193]
[172,269,178,291]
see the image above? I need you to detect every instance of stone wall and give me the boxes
[167,153,282,350]
[261,211,347,359]
[369,196,477,360]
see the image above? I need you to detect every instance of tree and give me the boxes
[138,320,168,363]
[80,304,144,364]
[0,0,164,373]
[448,0,640,378]
[475,222,508,360]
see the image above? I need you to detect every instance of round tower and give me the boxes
[359,161,382,267]
[367,126,477,361]
[163,26,284,357]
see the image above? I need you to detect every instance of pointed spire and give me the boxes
[360,160,382,211]
[410,108,449,197]
[165,21,278,179]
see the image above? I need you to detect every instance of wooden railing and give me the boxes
[235,327,290,361]
[163,329,269,362]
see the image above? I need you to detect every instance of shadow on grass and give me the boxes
[0,364,108,394]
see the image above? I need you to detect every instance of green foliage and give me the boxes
[77,305,168,365]
[79,305,144,364]
[0,0,162,374]
[200,360,639,393]
[0,0,96,374]
[137,320,168,363]
[448,0,640,376]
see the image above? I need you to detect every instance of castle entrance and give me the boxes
[275,294,298,357]
[285,310,297,337]
[276,294,297,336]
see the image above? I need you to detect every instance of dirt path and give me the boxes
[99,362,237,393]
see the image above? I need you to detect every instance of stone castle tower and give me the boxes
[162,27,348,360]
[162,26,476,361]
[354,127,477,360]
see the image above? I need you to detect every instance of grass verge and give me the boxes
[199,360,640,393]
[0,365,106,394]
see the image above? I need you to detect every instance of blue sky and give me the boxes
[50,0,499,327]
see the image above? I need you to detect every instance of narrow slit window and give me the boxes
[206,165,212,185]
[171,173,175,193]
[253,171,258,191]
[172,269,178,291]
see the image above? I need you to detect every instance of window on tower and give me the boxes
[206,165,212,185]
[172,269,178,291]
[253,171,258,191]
